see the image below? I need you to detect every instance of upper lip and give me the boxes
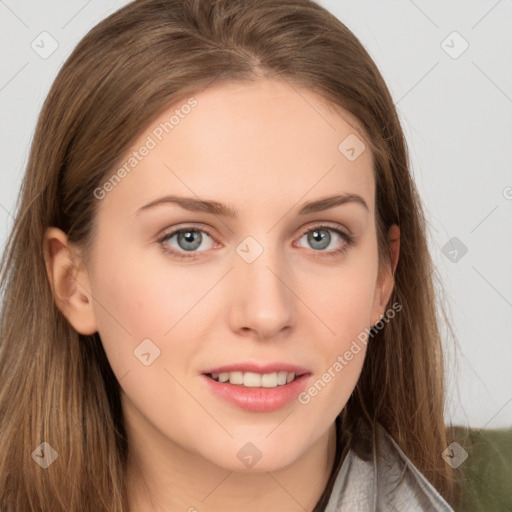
[203,362,310,376]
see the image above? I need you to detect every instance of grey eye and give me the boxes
[161,228,215,254]
[176,230,203,251]
[306,228,332,250]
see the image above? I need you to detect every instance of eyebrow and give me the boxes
[135,193,369,217]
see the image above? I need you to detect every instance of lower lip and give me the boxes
[202,374,310,412]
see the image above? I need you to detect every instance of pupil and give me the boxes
[309,229,329,249]
[179,230,201,251]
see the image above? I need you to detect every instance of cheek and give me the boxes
[298,295,370,424]
[304,258,378,340]
[90,240,190,332]
[87,248,164,375]
[296,259,376,411]
[88,245,211,378]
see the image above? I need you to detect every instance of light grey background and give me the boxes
[0,0,511,429]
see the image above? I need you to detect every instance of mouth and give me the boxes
[205,370,300,388]
[202,362,309,387]
[201,363,311,412]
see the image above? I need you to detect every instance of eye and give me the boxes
[157,223,355,261]
[157,227,216,260]
[295,224,354,257]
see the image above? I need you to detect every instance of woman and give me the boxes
[0,0,460,510]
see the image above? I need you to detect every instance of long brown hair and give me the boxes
[0,0,460,509]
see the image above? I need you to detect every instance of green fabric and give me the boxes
[449,426,512,511]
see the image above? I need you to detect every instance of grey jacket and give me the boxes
[325,423,455,511]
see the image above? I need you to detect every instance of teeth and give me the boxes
[229,371,244,385]
[209,370,298,387]
[277,371,288,385]
[244,372,261,387]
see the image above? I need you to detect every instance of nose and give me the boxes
[228,242,295,341]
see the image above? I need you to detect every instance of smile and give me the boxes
[207,371,298,388]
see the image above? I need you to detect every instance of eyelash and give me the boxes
[157,223,355,261]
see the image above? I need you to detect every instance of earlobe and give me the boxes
[43,227,98,335]
[388,224,400,276]
[370,224,400,325]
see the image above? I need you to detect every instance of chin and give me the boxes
[195,436,308,474]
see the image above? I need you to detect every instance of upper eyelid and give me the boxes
[159,222,349,247]
[160,221,348,238]
[158,224,353,262]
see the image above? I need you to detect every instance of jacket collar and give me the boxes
[324,422,454,511]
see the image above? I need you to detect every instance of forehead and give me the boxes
[100,78,375,218]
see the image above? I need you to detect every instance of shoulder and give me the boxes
[448,424,512,511]
[324,422,454,511]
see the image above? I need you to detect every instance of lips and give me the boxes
[201,362,311,412]
[202,362,310,376]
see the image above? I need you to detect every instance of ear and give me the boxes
[370,224,400,326]
[43,227,98,335]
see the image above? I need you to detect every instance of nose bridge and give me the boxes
[237,234,288,298]
[230,233,294,336]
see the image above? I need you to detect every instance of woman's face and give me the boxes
[62,78,396,474]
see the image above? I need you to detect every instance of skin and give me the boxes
[44,78,400,511]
